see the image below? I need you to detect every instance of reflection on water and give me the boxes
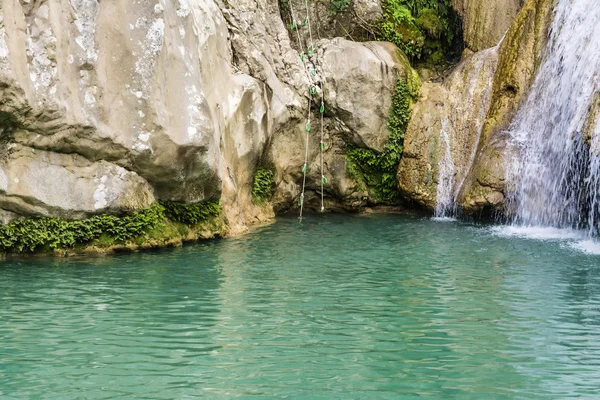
[1,214,600,399]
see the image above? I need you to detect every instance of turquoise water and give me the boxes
[2,215,600,399]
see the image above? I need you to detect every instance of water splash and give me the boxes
[507,0,600,236]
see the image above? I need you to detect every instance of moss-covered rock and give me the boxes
[379,0,462,65]
[398,46,498,210]
[252,168,275,205]
[397,0,554,215]
[346,76,419,203]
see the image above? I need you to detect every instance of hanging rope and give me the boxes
[303,0,315,55]
[287,0,306,61]
[299,93,312,219]
[319,84,326,212]
[287,0,329,218]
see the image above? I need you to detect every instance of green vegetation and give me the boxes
[379,0,462,65]
[328,0,350,14]
[346,78,417,203]
[161,200,222,225]
[0,200,223,254]
[252,168,275,205]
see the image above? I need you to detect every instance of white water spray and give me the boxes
[506,0,600,236]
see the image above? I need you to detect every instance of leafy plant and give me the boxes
[0,203,166,253]
[0,199,223,254]
[328,0,350,14]
[252,168,275,205]
[161,200,222,226]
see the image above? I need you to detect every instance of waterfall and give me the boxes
[433,46,497,219]
[434,118,457,218]
[507,0,600,235]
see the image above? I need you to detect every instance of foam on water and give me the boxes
[569,240,600,255]
[491,225,585,241]
[431,216,458,223]
[491,224,600,255]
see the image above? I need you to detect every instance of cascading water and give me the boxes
[434,118,456,218]
[507,0,600,236]
[433,47,497,219]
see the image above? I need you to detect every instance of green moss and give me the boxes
[252,168,275,205]
[345,78,417,203]
[328,0,350,14]
[379,0,462,65]
[0,199,224,254]
[416,8,444,38]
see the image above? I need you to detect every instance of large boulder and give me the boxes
[270,38,417,211]
[0,0,301,231]
[0,146,154,219]
[322,39,416,153]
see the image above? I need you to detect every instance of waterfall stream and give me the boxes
[433,47,497,219]
[507,0,600,235]
[434,118,456,218]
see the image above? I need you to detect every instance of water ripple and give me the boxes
[1,214,600,398]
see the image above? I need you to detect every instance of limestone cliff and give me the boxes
[0,0,410,253]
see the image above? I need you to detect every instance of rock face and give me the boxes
[283,0,381,43]
[270,38,415,212]
[399,0,553,215]
[0,0,247,221]
[452,0,521,52]
[398,46,498,211]
[0,0,409,235]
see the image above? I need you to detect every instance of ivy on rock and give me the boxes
[346,78,417,203]
[252,168,275,205]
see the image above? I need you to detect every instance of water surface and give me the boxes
[2,215,600,399]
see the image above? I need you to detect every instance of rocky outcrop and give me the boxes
[452,0,522,52]
[399,0,554,214]
[398,46,498,210]
[0,0,311,229]
[0,0,411,247]
[270,38,416,212]
[1,0,236,218]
